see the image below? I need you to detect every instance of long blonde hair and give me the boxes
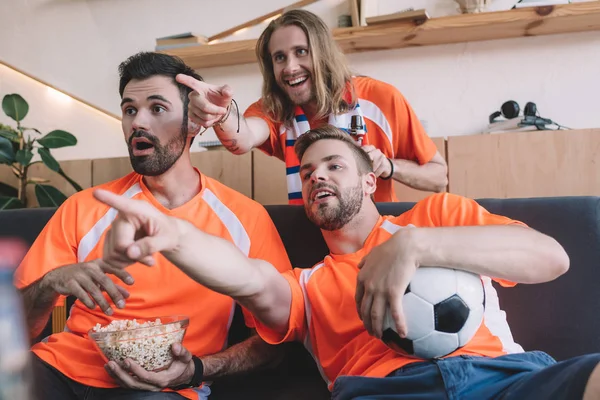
[256,9,356,124]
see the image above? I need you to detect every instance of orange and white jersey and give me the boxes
[14,169,292,399]
[254,193,524,390]
[244,76,438,203]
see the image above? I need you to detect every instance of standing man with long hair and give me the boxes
[177,9,448,204]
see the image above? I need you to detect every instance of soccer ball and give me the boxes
[381,267,485,359]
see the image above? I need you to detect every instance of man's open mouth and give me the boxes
[286,76,308,87]
[311,188,337,203]
[131,137,155,155]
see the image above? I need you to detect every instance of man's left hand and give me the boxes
[105,343,195,391]
[355,229,419,340]
[362,145,392,179]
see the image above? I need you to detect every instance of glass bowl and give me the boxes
[87,315,189,372]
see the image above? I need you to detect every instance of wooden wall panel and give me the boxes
[252,150,287,205]
[0,165,19,195]
[0,160,92,207]
[191,150,252,198]
[447,128,600,199]
[394,136,447,202]
[92,157,133,187]
[4,129,597,210]
[253,137,449,205]
[91,151,252,198]
[26,160,92,207]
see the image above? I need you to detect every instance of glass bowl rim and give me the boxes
[87,315,189,341]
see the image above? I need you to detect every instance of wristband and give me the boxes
[380,157,394,180]
[172,356,204,390]
[190,356,204,387]
[213,99,240,133]
[214,103,232,127]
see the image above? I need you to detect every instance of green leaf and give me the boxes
[15,149,34,166]
[58,168,83,192]
[0,136,15,164]
[2,94,29,122]
[37,130,77,148]
[35,184,67,207]
[0,196,24,210]
[0,182,18,197]
[0,129,19,142]
[38,147,60,172]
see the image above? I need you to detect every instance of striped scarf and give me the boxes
[284,104,366,205]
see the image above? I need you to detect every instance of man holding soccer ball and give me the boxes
[95,125,600,399]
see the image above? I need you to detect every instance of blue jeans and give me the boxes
[331,351,600,400]
[32,353,211,400]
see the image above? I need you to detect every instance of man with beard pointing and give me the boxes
[13,52,292,400]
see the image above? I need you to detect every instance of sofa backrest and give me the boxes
[266,196,600,362]
[2,196,599,362]
[0,207,58,341]
[0,207,56,247]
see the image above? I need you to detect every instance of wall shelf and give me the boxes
[160,2,600,69]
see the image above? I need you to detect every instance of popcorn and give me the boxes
[90,318,186,371]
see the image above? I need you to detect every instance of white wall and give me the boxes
[0,64,125,161]
[1,0,598,159]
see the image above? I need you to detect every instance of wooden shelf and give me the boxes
[161,2,600,69]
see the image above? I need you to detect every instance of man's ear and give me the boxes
[363,172,377,196]
[188,118,201,136]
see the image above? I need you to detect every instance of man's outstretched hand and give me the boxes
[93,189,183,269]
[176,74,233,128]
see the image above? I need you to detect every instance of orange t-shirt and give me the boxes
[13,169,292,399]
[254,193,525,390]
[244,76,438,202]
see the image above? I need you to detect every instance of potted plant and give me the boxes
[0,93,82,209]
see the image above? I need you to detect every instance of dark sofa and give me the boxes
[1,196,599,399]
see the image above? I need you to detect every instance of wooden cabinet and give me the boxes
[5,128,599,210]
[447,128,600,198]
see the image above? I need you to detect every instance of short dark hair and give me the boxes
[118,52,203,146]
[118,52,202,100]
[294,125,373,175]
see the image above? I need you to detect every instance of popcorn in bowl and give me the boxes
[87,315,189,372]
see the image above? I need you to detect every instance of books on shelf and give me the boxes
[514,0,569,8]
[366,8,430,25]
[155,33,207,51]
